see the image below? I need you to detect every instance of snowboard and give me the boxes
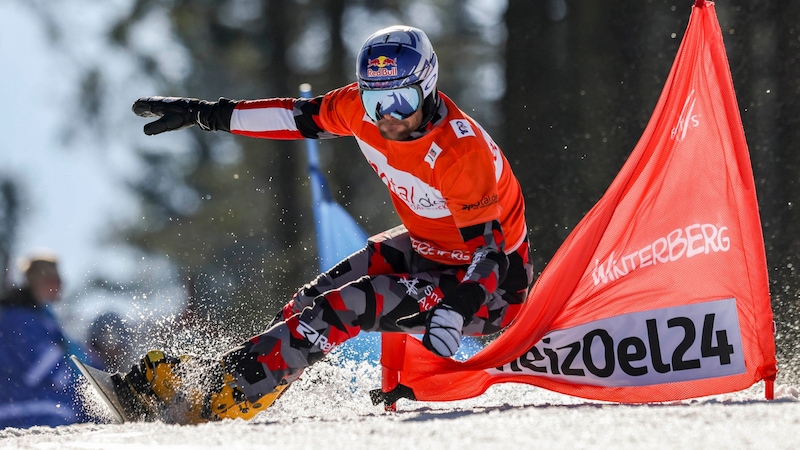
[71,354,291,423]
[70,355,129,423]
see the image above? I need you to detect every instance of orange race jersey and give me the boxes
[229,83,527,265]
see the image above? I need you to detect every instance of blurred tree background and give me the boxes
[12,0,799,382]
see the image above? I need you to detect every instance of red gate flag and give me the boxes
[385,0,777,403]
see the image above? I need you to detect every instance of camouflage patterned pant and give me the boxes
[222,225,532,402]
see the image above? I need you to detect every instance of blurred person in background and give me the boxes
[87,312,132,372]
[0,253,92,428]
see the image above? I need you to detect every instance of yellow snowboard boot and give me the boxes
[115,350,287,424]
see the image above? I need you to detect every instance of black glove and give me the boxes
[396,282,484,358]
[132,96,234,135]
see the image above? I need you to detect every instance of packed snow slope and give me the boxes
[1,354,799,450]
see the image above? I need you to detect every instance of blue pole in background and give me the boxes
[299,83,368,273]
[299,83,379,362]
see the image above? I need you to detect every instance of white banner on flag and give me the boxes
[488,298,745,387]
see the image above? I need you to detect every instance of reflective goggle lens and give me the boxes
[360,86,422,121]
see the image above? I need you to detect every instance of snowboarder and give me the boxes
[118,25,533,423]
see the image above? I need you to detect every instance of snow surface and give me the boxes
[1,353,799,450]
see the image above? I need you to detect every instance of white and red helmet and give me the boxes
[356,26,439,125]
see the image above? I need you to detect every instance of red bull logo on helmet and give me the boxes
[367,55,398,77]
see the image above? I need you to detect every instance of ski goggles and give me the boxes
[359,84,423,121]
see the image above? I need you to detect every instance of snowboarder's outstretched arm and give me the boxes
[132,93,340,140]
